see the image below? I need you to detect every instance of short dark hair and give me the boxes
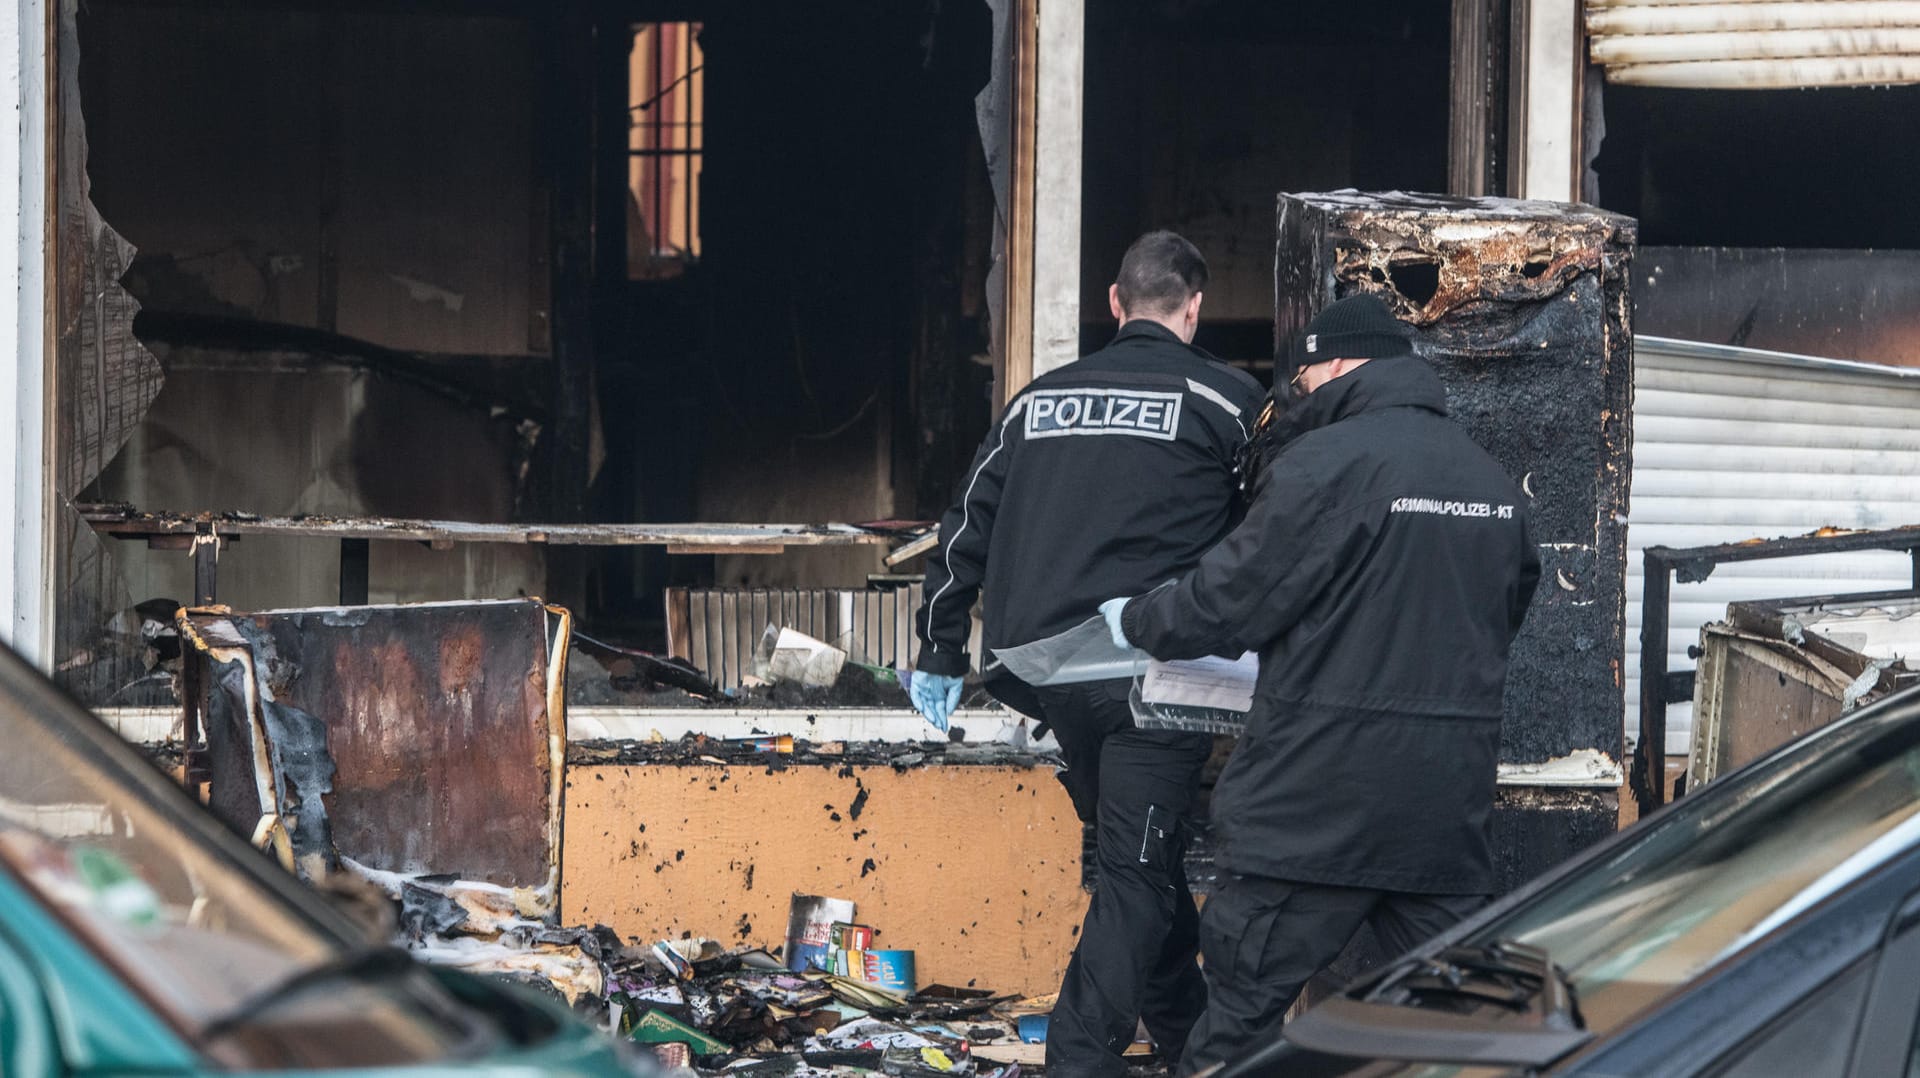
[1114,230,1208,317]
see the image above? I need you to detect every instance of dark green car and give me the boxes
[0,643,645,1076]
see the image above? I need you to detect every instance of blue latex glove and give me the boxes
[909,670,964,731]
[1099,597,1132,650]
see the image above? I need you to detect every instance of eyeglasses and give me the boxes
[1287,365,1310,400]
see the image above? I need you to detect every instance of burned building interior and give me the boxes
[1593,81,1920,365]
[30,0,1655,1015]
[74,0,1001,676]
[61,0,1453,705]
[19,0,1920,1054]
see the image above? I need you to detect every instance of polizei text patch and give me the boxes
[1390,496,1517,520]
[1024,388,1183,441]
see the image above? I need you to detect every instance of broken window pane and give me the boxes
[629,22,704,279]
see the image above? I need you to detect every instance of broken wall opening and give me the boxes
[1593,83,1920,367]
[621,1,994,607]
[58,0,996,702]
[1078,0,1452,371]
[1594,84,1920,250]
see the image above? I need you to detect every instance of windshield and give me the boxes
[1468,691,1920,1034]
[0,646,494,1068]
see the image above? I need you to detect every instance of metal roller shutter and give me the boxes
[1586,1,1920,88]
[1626,336,1920,754]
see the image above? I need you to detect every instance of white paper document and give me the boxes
[1141,652,1259,712]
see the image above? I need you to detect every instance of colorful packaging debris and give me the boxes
[343,862,1067,1074]
[785,894,857,974]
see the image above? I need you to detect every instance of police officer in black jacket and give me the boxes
[1102,294,1541,1074]
[910,231,1262,1077]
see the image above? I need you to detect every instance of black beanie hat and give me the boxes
[1287,294,1414,373]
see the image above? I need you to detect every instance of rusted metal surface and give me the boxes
[84,506,900,549]
[181,599,568,903]
[1690,591,1920,788]
[1690,629,1842,789]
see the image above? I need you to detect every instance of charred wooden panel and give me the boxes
[1276,192,1636,769]
[187,600,564,895]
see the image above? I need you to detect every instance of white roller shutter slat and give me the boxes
[1627,556,1911,580]
[1641,365,1920,402]
[1635,444,1920,475]
[1593,0,1903,6]
[1592,28,1920,63]
[1587,2,1920,88]
[1635,387,1920,428]
[1625,574,1917,626]
[1636,415,1920,451]
[1589,4,1920,36]
[1625,338,1920,756]
[1610,57,1920,88]
[1627,523,1920,550]
[1631,497,1920,528]
[1633,470,1917,501]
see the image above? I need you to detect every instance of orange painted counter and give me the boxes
[561,759,1089,997]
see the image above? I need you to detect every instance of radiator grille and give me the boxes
[668,585,956,690]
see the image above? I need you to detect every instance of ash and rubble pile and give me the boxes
[342,860,1082,1078]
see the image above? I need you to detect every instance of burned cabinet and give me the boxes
[1691,592,1920,788]
[180,599,569,902]
[1276,192,1637,888]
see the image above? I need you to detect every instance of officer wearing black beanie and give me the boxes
[1098,292,1542,1073]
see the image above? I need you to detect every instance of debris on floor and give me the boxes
[785,894,857,973]
[566,619,1010,713]
[566,635,926,711]
[603,938,1044,1077]
[347,857,615,1006]
[345,856,1125,1076]
[566,733,1057,770]
[756,626,850,689]
[580,891,1138,1076]
[569,641,725,705]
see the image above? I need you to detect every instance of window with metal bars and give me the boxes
[627,22,702,279]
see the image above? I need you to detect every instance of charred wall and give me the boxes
[49,0,165,705]
[80,6,543,355]
[682,2,992,592]
[1592,83,1920,369]
[1634,247,1920,369]
[1078,1,1450,363]
[75,3,547,621]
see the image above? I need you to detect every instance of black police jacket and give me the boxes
[1122,355,1540,895]
[913,320,1263,708]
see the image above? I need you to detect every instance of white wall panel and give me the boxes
[1626,338,1920,754]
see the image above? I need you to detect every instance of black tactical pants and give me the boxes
[1036,681,1215,1078]
[1178,876,1487,1075]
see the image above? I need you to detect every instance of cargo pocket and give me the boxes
[1200,882,1288,989]
[1233,905,1284,987]
[1136,803,1178,872]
